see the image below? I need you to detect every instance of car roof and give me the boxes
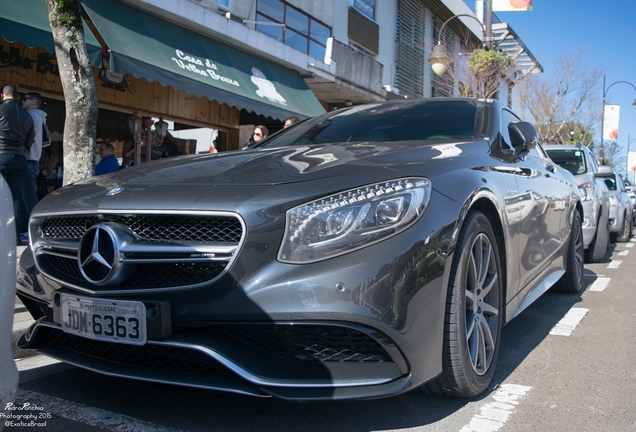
[597,166,615,175]
[544,144,586,150]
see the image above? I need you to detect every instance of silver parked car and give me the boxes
[597,166,633,242]
[545,144,610,263]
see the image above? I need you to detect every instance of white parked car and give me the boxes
[597,166,633,242]
[0,176,18,428]
[625,184,636,225]
[545,144,610,262]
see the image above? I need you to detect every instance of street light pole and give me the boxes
[484,0,493,50]
[427,14,486,76]
[600,73,636,165]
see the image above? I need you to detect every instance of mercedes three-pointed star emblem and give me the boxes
[77,223,131,286]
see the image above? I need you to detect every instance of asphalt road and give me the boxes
[7,239,636,432]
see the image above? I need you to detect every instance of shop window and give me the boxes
[256,0,331,60]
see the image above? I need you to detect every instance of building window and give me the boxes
[348,7,379,55]
[256,0,331,60]
[395,0,425,98]
[219,0,230,11]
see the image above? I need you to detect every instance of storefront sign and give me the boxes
[352,0,375,20]
[172,49,240,87]
[0,44,59,76]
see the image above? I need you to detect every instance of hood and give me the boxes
[84,141,476,187]
[33,141,483,215]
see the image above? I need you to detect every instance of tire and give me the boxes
[425,210,503,397]
[616,212,632,242]
[584,209,609,263]
[553,210,584,293]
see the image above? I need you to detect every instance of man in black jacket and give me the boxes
[0,84,34,237]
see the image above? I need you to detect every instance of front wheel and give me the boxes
[424,210,503,397]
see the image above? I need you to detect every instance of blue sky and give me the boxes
[464,0,636,172]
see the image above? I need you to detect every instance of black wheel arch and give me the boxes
[447,193,509,325]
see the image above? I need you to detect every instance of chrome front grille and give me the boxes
[34,211,245,293]
[41,214,242,243]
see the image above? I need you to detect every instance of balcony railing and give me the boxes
[327,38,383,97]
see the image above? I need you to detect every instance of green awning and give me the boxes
[0,0,102,67]
[82,0,325,121]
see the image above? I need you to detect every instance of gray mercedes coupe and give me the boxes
[17,98,584,401]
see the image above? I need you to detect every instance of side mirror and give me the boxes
[508,121,539,155]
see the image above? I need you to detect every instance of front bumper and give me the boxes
[608,205,621,233]
[580,199,599,248]
[18,312,412,400]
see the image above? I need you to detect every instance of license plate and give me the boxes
[60,295,147,346]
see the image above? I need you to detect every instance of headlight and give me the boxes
[278,178,431,263]
[578,182,594,201]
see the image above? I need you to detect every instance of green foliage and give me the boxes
[534,122,596,147]
[567,123,595,146]
[468,49,508,75]
[54,0,82,30]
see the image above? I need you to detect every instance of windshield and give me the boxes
[261,100,481,148]
[546,148,588,175]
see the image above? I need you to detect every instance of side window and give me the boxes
[617,174,625,191]
[500,109,521,149]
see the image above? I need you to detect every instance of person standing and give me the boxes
[284,116,299,128]
[252,125,269,142]
[242,125,270,150]
[0,84,33,238]
[95,141,120,175]
[19,92,47,242]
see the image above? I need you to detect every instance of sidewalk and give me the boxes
[13,245,36,359]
